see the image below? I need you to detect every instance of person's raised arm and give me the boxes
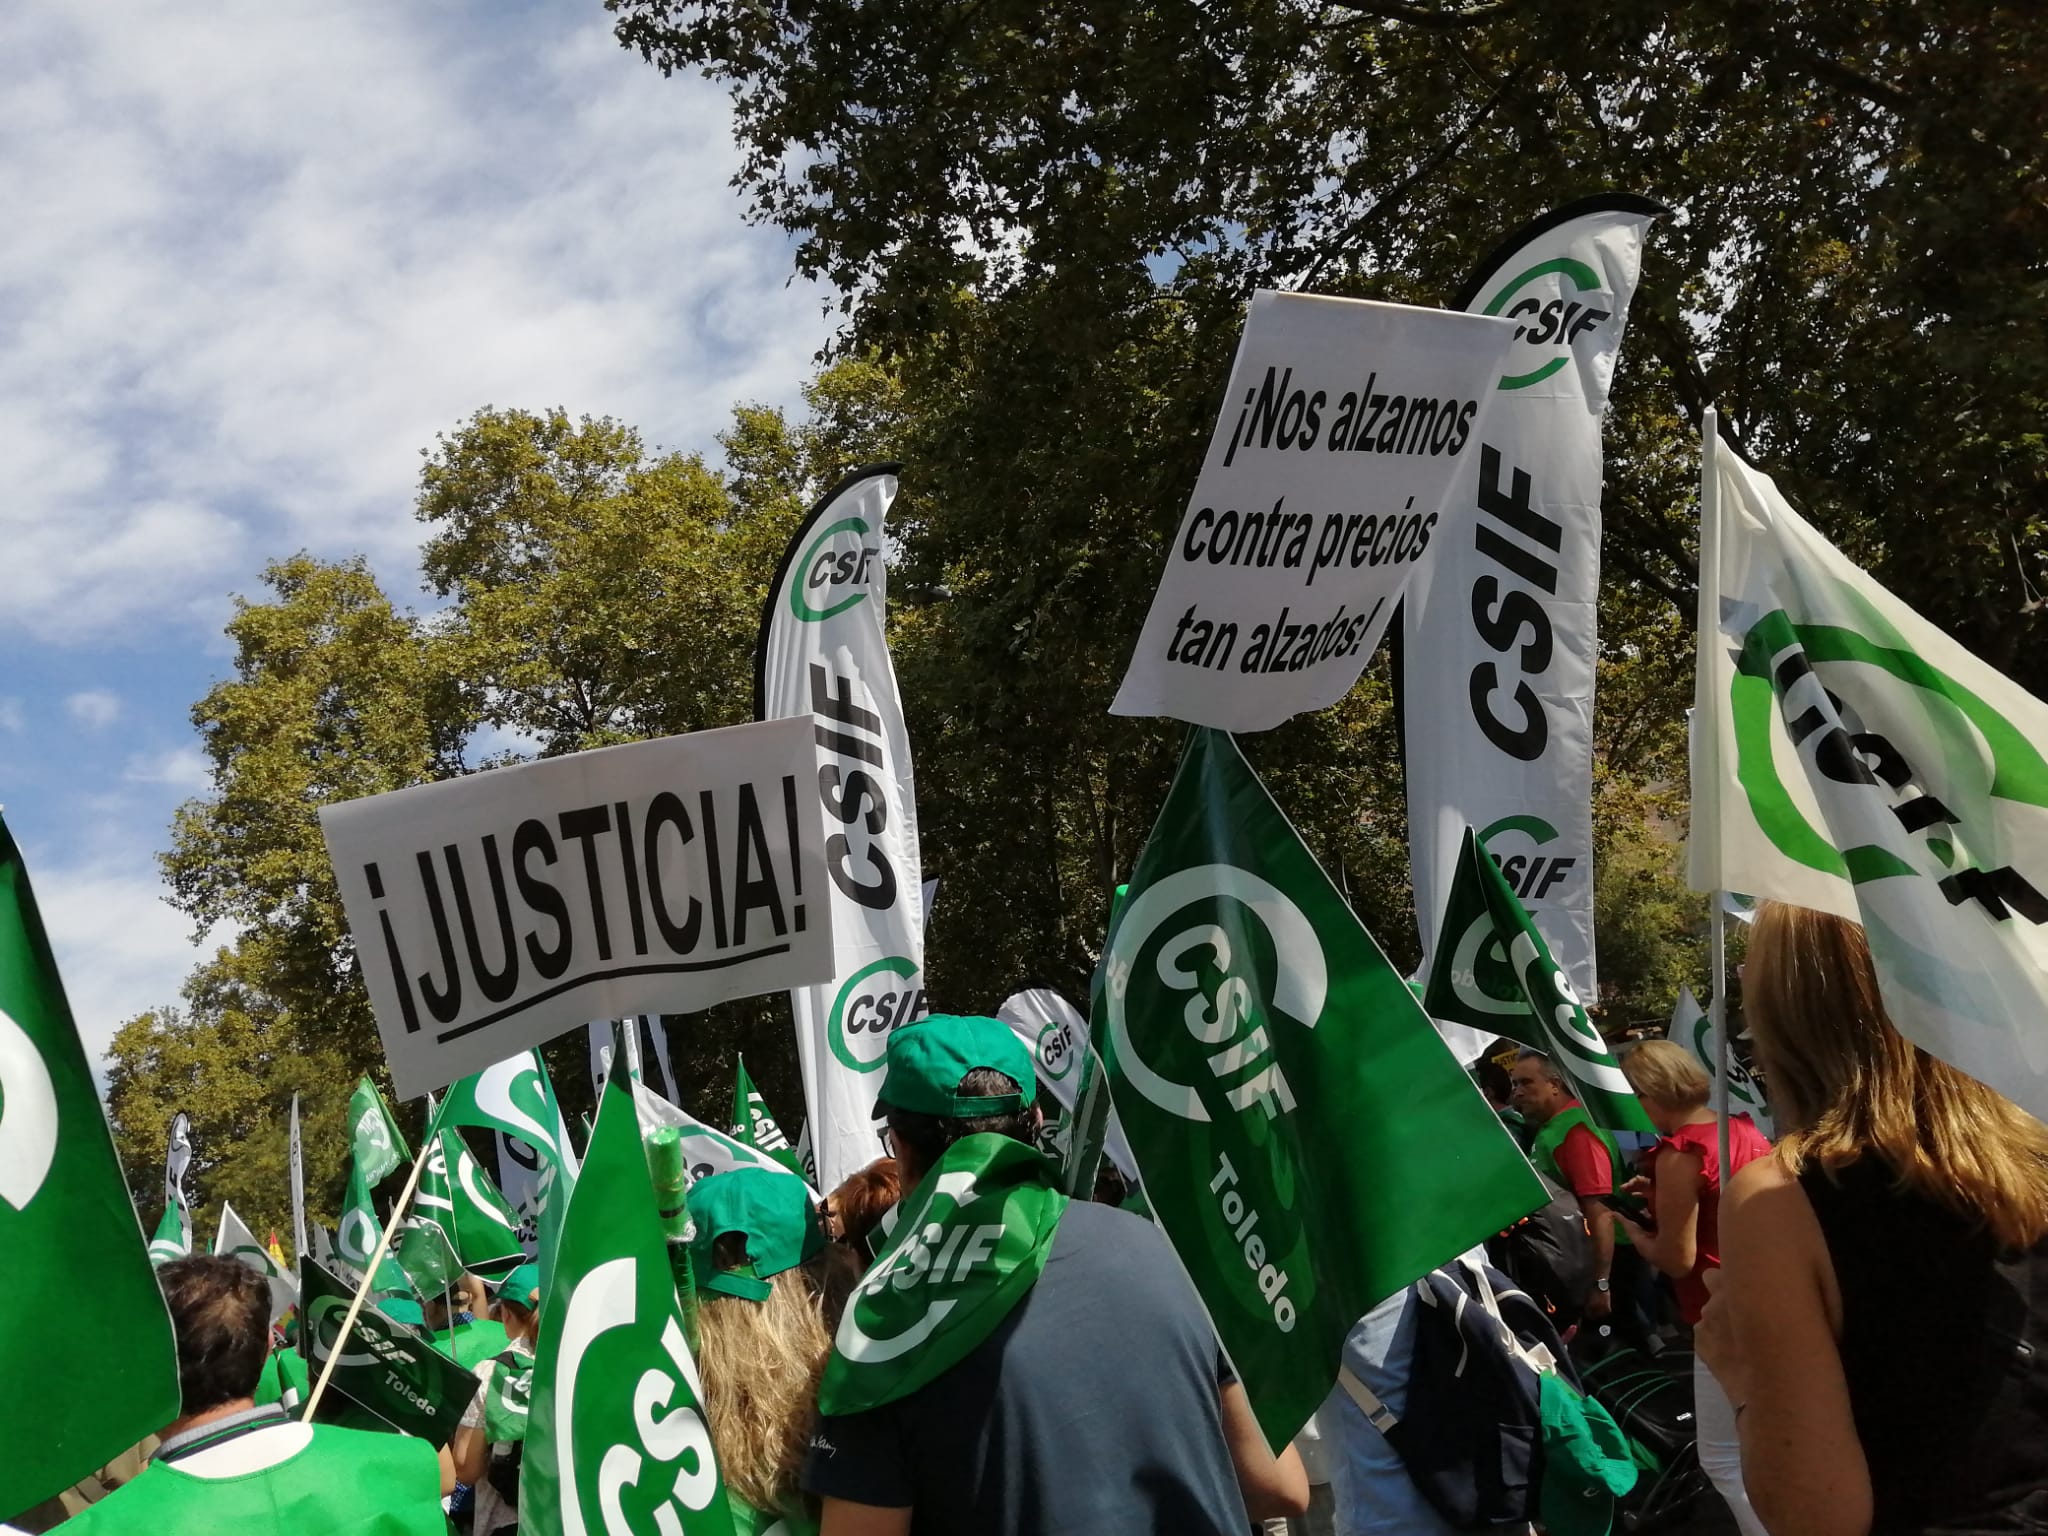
[1699,1156,1869,1536]
[1219,1380,1311,1521]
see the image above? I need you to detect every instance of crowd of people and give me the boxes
[13,903,2048,1535]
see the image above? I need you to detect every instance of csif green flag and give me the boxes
[336,1155,411,1294]
[439,1050,579,1303]
[730,1053,800,1174]
[416,1124,525,1277]
[520,1078,734,1536]
[0,812,180,1513]
[1097,731,1547,1448]
[146,1201,188,1267]
[299,1257,479,1447]
[349,1074,410,1186]
[1423,826,1653,1135]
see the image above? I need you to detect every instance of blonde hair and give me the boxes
[693,1264,830,1518]
[1745,901,2048,1249]
[1622,1039,1711,1111]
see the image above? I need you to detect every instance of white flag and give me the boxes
[1666,984,1774,1138]
[1405,197,1664,1006]
[631,1081,819,1197]
[995,988,1135,1178]
[214,1202,297,1324]
[1691,422,2048,1122]
[756,466,928,1193]
[288,1094,307,1267]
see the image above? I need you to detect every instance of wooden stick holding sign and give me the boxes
[301,1129,434,1420]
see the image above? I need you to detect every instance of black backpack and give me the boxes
[1486,1169,1597,1330]
[1341,1255,1580,1530]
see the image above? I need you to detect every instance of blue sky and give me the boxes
[1,2,833,1066]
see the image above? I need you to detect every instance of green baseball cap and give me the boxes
[873,1013,1037,1119]
[687,1168,824,1303]
[491,1261,541,1309]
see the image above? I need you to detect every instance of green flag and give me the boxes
[438,1050,579,1303]
[730,1054,800,1174]
[299,1257,479,1447]
[146,1202,188,1267]
[819,1134,1067,1416]
[1097,731,1547,1448]
[348,1074,410,1186]
[520,1079,735,1535]
[417,1126,525,1277]
[0,812,180,1512]
[336,1155,410,1293]
[1424,827,1653,1135]
[397,1214,463,1295]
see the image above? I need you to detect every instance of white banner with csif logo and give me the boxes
[1111,291,1518,732]
[1404,196,1664,1006]
[321,719,833,1100]
[757,465,928,1193]
[996,987,1136,1178]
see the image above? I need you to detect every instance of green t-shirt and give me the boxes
[432,1317,510,1370]
[61,1422,445,1536]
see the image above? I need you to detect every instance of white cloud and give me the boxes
[66,689,121,729]
[123,745,212,793]
[0,1,831,645]
[0,698,21,732]
[34,861,232,1071]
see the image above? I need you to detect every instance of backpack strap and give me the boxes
[1338,1364,1400,1434]
[1457,1254,1558,1378]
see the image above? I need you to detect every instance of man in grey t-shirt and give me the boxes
[802,1014,1306,1536]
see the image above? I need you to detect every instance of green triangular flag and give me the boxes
[438,1050,579,1304]
[0,811,180,1512]
[1424,826,1654,1135]
[522,1078,736,1534]
[416,1125,525,1277]
[348,1074,410,1186]
[336,1156,410,1293]
[147,1201,189,1266]
[396,1214,463,1295]
[1095,731,1547,1449]
[730,1054,801,1175]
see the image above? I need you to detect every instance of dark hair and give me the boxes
[885,1068,1036,1178]
[159,1255,271,1416]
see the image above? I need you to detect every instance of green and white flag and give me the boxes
[0,812,181,1514]
[416,1123,525,1277]
[440,1050,581,1299]
[520,1079,734,1536]
[1098,730,1548,1447]
[150,1109,196,1265]
[397,1212,464,1295]
[349,1074,409,1186]
[216,1200,299,1324]
[731,1053,800,1173]
[1424,826,1653,1135]
[637,1080,818,1195]
[299,1256,479,1447]
[1667,986,1775,1138]
[147,1202,189,1266]
[336,1156,410,1293]
[1692,420,2048,1123]
[820,1134,1067,1415]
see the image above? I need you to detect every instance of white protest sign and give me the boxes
[1110,291,1518,732]
[321,718,833,1099]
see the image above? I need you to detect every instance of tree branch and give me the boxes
[1319,0,1525,29]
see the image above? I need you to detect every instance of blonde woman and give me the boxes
[1613,1039,1770,1536]
[1698,903,2048,1535]
[688,1167,831,1536]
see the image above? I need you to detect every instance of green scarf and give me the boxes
[817,1134,1067,1416]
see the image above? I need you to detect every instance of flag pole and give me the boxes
[302,1119,435,1420]
[1699,406,1733,1175]
[622,1016,645,1085]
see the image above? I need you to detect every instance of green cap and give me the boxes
[492,1261,541,1310]
[376,1296,425,1328]
[873,1014,1037,1120]
[686,1168,823,1303]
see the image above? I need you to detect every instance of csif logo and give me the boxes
[835,1169,981,1363]
[0,1006,58,1212]
[1102,864,1327,1125]
[1478,814,1577,905]
[1481,257,1613,391]
[828,956,927,1073]
[1035,1019,1077,1084]
[790,516,881,623]
[555,1256,720,1535]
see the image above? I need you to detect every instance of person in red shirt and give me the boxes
[1509,1051,1626,1329]
[1614,1039,1771,1536]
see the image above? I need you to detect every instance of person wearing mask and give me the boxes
[801,1014,1307,1535]
[60,1255,446,1535]
[1698,902,2048,1535]
[1612,1040,1770,1536]
[448,1263,541,1536]
[689,1166,834,1535]
[1508,1051,1636,1341]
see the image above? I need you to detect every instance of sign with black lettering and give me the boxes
[1111,292,1516,732]
[321,718,832,1100]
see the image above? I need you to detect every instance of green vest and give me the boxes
[1531,1104,1624,1197]
[61,1423,445,1536]
[432,1317,510,1370]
